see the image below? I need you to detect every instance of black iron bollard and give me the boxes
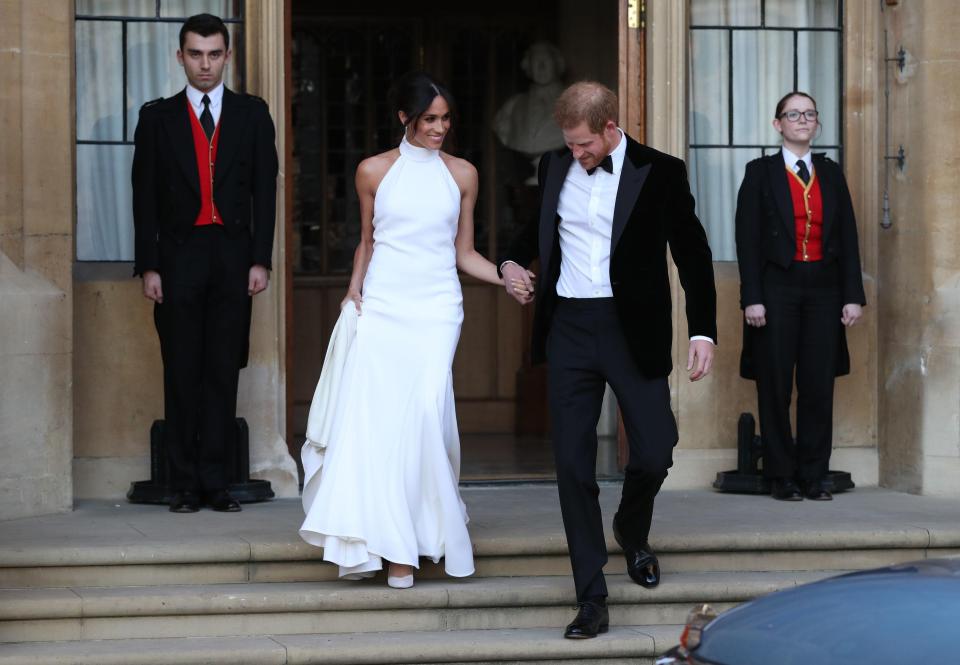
[127,418,274,504]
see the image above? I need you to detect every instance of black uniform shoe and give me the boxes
[770,478,803,501]
[613,518,661,588]
[564,599,609,639]
[207,490,241,512]
[803,480,833,501]
[169,491,200,513]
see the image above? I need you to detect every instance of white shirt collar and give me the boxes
[781,145,812,175]
[185,82,224,119]
[608,128,627,174]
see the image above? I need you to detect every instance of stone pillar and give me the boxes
[241,0,298,496]
[0,0,74,519]
[879,1,960,496]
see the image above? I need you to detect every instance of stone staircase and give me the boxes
[1,487,959,664]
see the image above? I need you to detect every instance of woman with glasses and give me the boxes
[735,91,866,502]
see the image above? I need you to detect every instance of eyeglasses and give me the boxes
[778,110,819,122]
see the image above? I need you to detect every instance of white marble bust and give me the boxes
[494,41,567,161]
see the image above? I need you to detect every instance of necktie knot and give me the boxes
[796,159,810,184]
[201,94,211,108]
[587,154,614,176]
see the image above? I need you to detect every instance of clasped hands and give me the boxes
[501,262,537,305]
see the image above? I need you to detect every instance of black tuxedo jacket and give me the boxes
[735,153,866,379]
[132,87,278,276]
[502,135,717,378]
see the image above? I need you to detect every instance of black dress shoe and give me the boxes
[803,480,833,501]
[613,519,661,588]
[771,478,803,501]
[169,491,200,513]
[564,600,609,639]
[207,490,241,512]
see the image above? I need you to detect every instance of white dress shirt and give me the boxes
[781,145,813,179]
[555,129,628,298]
[186,82,224,127]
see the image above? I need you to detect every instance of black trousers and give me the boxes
[547,297,677,602]
[154,225,252,493]
[755,261,841,483]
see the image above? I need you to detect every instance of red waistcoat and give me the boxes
[786,166,823,262]
[187,99,223,226]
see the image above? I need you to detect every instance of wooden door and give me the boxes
[285,0,626,479]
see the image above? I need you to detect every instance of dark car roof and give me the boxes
[693,558,960,665]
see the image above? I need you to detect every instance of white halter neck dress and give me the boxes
[299,136,474,579]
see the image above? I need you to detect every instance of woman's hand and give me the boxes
[744,303,766,327]
[841,303,862,327]
[342,290,363,315]
[502,263,535,304]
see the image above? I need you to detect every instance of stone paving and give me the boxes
[2,486,959,562]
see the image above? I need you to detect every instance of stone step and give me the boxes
[5,490,960,588]
[0,625,681,664]
[0,571,829,643]
[0,537,941,589]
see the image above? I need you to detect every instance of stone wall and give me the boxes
[0,0,74,519]
[879,0,960,495]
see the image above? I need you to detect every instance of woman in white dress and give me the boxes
[299,73,530,588]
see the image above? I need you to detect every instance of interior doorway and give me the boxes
[286,0,623,482]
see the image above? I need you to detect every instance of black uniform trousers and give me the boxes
[547,297,677,602]
[154,225,252,493]
[755,260,841,484]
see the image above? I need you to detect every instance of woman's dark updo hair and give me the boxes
[774,90,817,119]
[389,72,457,144]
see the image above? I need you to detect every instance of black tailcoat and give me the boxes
[735,153,866,379]
[132,87,278,276]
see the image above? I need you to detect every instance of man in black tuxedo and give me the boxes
[500,82,717,638]
[132,14,278,513]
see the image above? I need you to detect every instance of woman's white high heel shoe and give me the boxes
[387,573,414,589]
[387,563,414,589]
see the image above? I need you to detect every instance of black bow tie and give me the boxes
[587,155,614,176]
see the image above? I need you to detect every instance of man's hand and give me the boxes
[744,303,766,327]
[841,303,862,327]
[687,339,715,382]
[502,262,535,305]
[142,270,163,303]
[248,265,269,296]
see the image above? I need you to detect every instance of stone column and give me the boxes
[879,1,960,496]
[241,0,298,496]
[0,0,74,519]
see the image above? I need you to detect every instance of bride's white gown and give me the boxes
[299,135,475,579]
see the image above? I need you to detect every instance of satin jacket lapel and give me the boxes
[813,155,837,241]
[766,154,794,238]
[539,150,573,271]
[164,89,200,198]
[611,140,651,253]
[213,87,244,190]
